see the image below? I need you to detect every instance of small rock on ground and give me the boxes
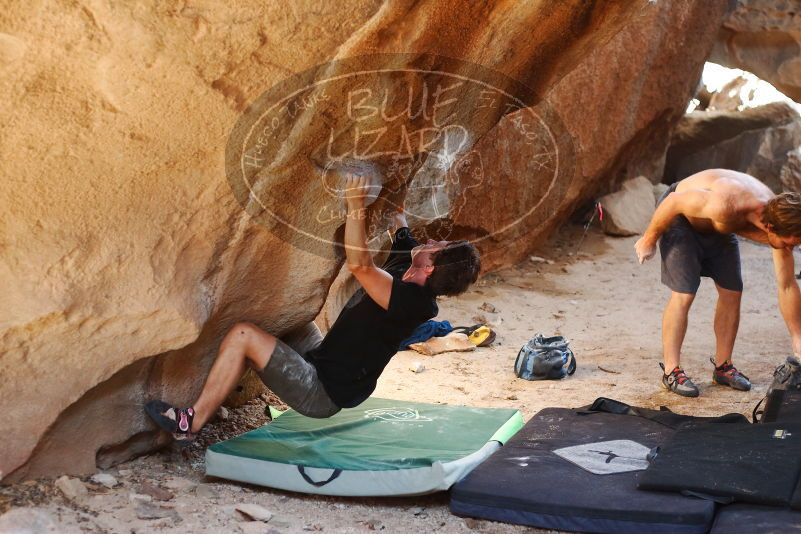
[54,476,87,501]
[89,473,117,489]
[128,492,152,503]
[134,501,181,522]
[194,484,219,499]
[164,476,196,493]
[235,503,273,522]
[239,521,271,534]
[479,302,498,313]
[138,481,174,501]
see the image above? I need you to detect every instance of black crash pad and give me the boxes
[450,403,720,534]
[639,421,801,508]
[711,504,801,533]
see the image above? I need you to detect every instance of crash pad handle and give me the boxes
[297,466,343,487]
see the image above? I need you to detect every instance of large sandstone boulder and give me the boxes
[781,147,801,192]
[599,177,656,237]
[322,1,730,341]
[447,0,730,270]
[708,76,750,111]
[664,102,801,190]
[4,0,691,482]
[710,0,801,103]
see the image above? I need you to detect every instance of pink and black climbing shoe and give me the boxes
[660,363,699,398]
[711,358,751,391]
[145,400,196,441]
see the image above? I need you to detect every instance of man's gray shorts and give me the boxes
[257,323,341,419]
[658,182,743,294]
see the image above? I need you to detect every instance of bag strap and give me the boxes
[582,397,637,416]
[566,349,577,376]
[577,397,688,429]
[752,396,766,423]
[453,324,485,336]
[297,466,343,487]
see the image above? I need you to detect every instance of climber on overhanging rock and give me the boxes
[145,166,481,440]
[635,168,801,398]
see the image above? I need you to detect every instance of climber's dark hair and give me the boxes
[425,240,481,296]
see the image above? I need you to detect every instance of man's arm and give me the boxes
[635,189,714,263]
[773,247,801,356]
[387,208,408,239]
[343,173,393,310]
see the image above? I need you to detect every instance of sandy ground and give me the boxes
[1,225,796,533]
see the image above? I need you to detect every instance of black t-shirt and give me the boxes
[307,228,438,408]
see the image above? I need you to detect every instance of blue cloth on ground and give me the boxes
[399,320,453,350]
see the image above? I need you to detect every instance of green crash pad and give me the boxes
[206,397,523,496]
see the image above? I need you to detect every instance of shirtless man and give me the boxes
[635,169,801,397]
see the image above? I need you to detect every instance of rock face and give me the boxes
[708,76,749,111]
[599,177,656,237]
[0,0,656,479]
[446,0,730,270]
[295,0,731,364]
[0,0,728,481]
[664,102,801,190]
[781,147,801,192]
[710,0,801,103]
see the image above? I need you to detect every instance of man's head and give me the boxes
[402,239,480,296]
[763,192,801,249]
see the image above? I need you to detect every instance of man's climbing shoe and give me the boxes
[145,400,196,441]
[453,324,496,347]
[470,325,496,347]
[711,358,751,391]
[660,363,700,397]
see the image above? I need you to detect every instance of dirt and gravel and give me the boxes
[1,225,794,533]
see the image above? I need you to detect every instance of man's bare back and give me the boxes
[635,169,801,265]
[673,169,773,241]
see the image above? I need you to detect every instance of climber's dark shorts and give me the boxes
[258,337,341,419]
[657,182,743,294]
